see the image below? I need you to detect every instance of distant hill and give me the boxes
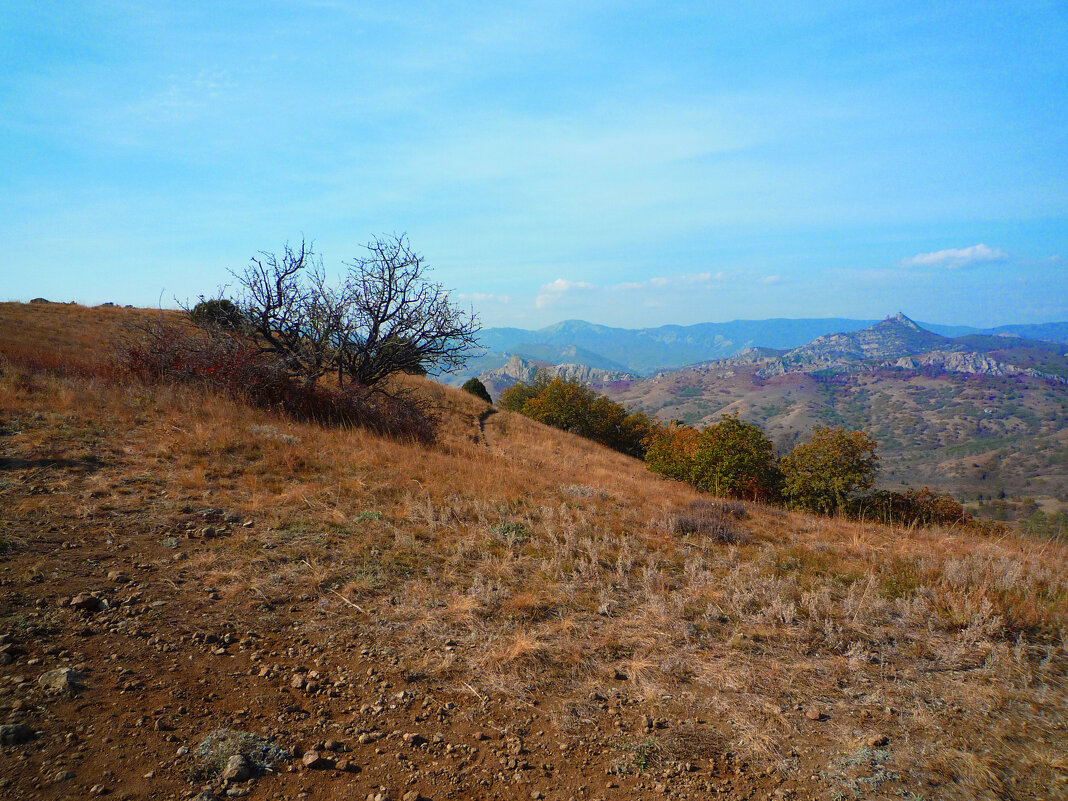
[463,316,1068,380]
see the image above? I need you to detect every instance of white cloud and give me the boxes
[535,278,596,308]
[760,274,784,284]
[901,244,1008,270]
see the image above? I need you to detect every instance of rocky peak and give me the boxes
[884,312,922,330]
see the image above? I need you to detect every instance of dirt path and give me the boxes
[476,407,497,446]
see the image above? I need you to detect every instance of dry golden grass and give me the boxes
[2,301,1067,798]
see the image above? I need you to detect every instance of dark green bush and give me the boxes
[461,377,492,403]
[190,298,246,329]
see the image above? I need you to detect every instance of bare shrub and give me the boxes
[667,500,749,544]
[122,318,435,442]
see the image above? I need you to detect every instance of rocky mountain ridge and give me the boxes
[752,314,1068,384]
[478,354,637,399]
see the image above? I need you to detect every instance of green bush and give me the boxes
[498,375,549,412]
[645,415,780,502]
[190,298,246,329]
[461,377,492,403]
[780,427,878,514]
[503,377,652,457]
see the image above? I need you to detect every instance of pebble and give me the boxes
[54,770,76,782]
[805,706,822,721]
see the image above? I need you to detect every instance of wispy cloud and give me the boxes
[457,291,510,304]
[901,244,1008,269]
[535,272,729,308]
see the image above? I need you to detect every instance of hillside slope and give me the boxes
[0,302,1066,801]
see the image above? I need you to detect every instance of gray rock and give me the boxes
[38,667,84,694]
[220,754,250,782]
[301,750,335,769]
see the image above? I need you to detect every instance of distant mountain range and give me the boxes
[451,316,1068,384]
[592,315,1068,513]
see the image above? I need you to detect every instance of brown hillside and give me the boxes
[1,302,1066,800]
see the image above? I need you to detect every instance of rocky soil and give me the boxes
[0,464,848,801]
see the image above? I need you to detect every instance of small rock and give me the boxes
[107,570,130,584]
[54,770,76,782]
[302,750,332,769]
[325,739,345,752]
[226,788,249,798]
[89,784,109,796]
[220,754,250,782]
[70,593,103,613]
[613,669,628,680]
[290,674,306,690]
[368,791,392,801]
[640,715,653,732]
[401,793,423,801]
[38,667,84,694]
[0,723,34,746]
[866,734,889,748]
[805,707,823,721]
[403,732,427,746]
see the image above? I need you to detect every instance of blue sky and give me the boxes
[2,1,1066,328]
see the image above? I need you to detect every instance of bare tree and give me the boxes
[222,234,480,389]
